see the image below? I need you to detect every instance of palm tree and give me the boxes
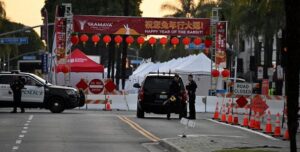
[161,0,198,17]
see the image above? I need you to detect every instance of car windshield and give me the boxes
[29,73,52,85]
[143,76,184,92]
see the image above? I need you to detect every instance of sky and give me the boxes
[3,0,177,35]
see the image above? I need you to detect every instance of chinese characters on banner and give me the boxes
[55,17,66,62]
[215,21,227,68]
[73,15,211,37]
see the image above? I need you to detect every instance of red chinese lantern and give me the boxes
[221,69,230,78]
[92,34,100,46]
[160,37,168,48]
[114,35,123,47]
[205,38,212,48]
[182,37,191,46]
[211,69,220,77]
[103,35,111,47]
[71,35,79,45]
[148,37,156,47]
[171,37,179,48]
[80,34,89,45]
[137,36,145,48]
[62,65,69,74]
[125,36,134,47]
[193,37,202,45]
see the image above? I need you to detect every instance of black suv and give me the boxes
[133,73,187,118]
[0,71,85,113]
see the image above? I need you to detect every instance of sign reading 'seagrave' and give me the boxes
[233,83,252,96]
[73,15,210,36]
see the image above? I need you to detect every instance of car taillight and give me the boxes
[181,90,188,102]
[138,89,144,101]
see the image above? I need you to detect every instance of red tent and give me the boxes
[56,49,104,73]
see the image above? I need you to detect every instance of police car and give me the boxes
[0,71,85,113]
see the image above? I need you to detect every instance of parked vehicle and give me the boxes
[0,71,85,113]
[133,72,187,118]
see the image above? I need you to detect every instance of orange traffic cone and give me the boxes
[213,102,220,120]
[264,110,273,134]
[283,112,289,140]
[249,111,256,129]
[273,113,282,137]
[105,100,112,111]
[227,105,233,124]
[254,112,262,130]
[221,104,227,122]
[242,108,249,127]
[233,106,239,125]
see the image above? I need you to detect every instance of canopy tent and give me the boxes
[56,49,104,73]
[174,53,212,74]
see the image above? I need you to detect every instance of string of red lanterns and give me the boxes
[70,35,215,49]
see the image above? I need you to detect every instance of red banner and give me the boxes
[73,15,210,36]
[261,79,269,95]
[55,17,66,61]
[215,21,227,68]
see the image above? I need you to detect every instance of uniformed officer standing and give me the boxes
[167,74,183,120]
[186,74,197,119]
[10,76,25,113]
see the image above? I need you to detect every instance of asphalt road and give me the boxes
[0,109,295,152]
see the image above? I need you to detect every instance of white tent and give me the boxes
[174,53,212,74]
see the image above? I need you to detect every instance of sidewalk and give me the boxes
[158,112,298,152]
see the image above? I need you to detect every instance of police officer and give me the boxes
[186,74,197,119]
[167,74,183,120]
[10,76,25,113]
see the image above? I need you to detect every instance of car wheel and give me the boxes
[136,105,144,118]
[49,97,64,113]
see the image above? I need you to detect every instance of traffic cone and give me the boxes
[249,111,256,129]
[221,104,227,122]
[264,110,273,134]
[233,106,239,125]
[213,102,220,120]
[242,108,249,127]
[105,100,112,111]
[227,105,233,124]
[254,112,262,130]
[273,113,282,137]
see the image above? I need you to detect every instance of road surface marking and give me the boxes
[16,140,22,144]
[208,119,279,141]
[117,116,160,142]
[12,115,34,151]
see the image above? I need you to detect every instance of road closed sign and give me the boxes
[233,83,252,96]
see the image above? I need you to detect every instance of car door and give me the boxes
[21,75,45,103]
[0,75,14,106]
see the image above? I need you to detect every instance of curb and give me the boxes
[159,138,186,152]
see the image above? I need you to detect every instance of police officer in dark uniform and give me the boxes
[186,74,197,119]
[167,74,183,120]
[10,76,25,113]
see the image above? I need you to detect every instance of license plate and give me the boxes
[159,95,168,99]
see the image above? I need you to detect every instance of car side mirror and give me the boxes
[133,83,141,88]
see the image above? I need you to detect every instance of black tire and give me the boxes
[49,97,65,113]
[136,105,144,118]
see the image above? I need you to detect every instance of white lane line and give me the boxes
[24,123,29,126]
[28,115,34,120]
[12,146,19,150]
[21,130,27,134]
[207,119,279,141]
[16,140,22,144]
[19,135,24,138]
[26,120,31,123]
[23,127,28,130]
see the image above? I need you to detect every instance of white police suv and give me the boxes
[0,71,85,113]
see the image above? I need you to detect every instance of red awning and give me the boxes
[56,49,104,73]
